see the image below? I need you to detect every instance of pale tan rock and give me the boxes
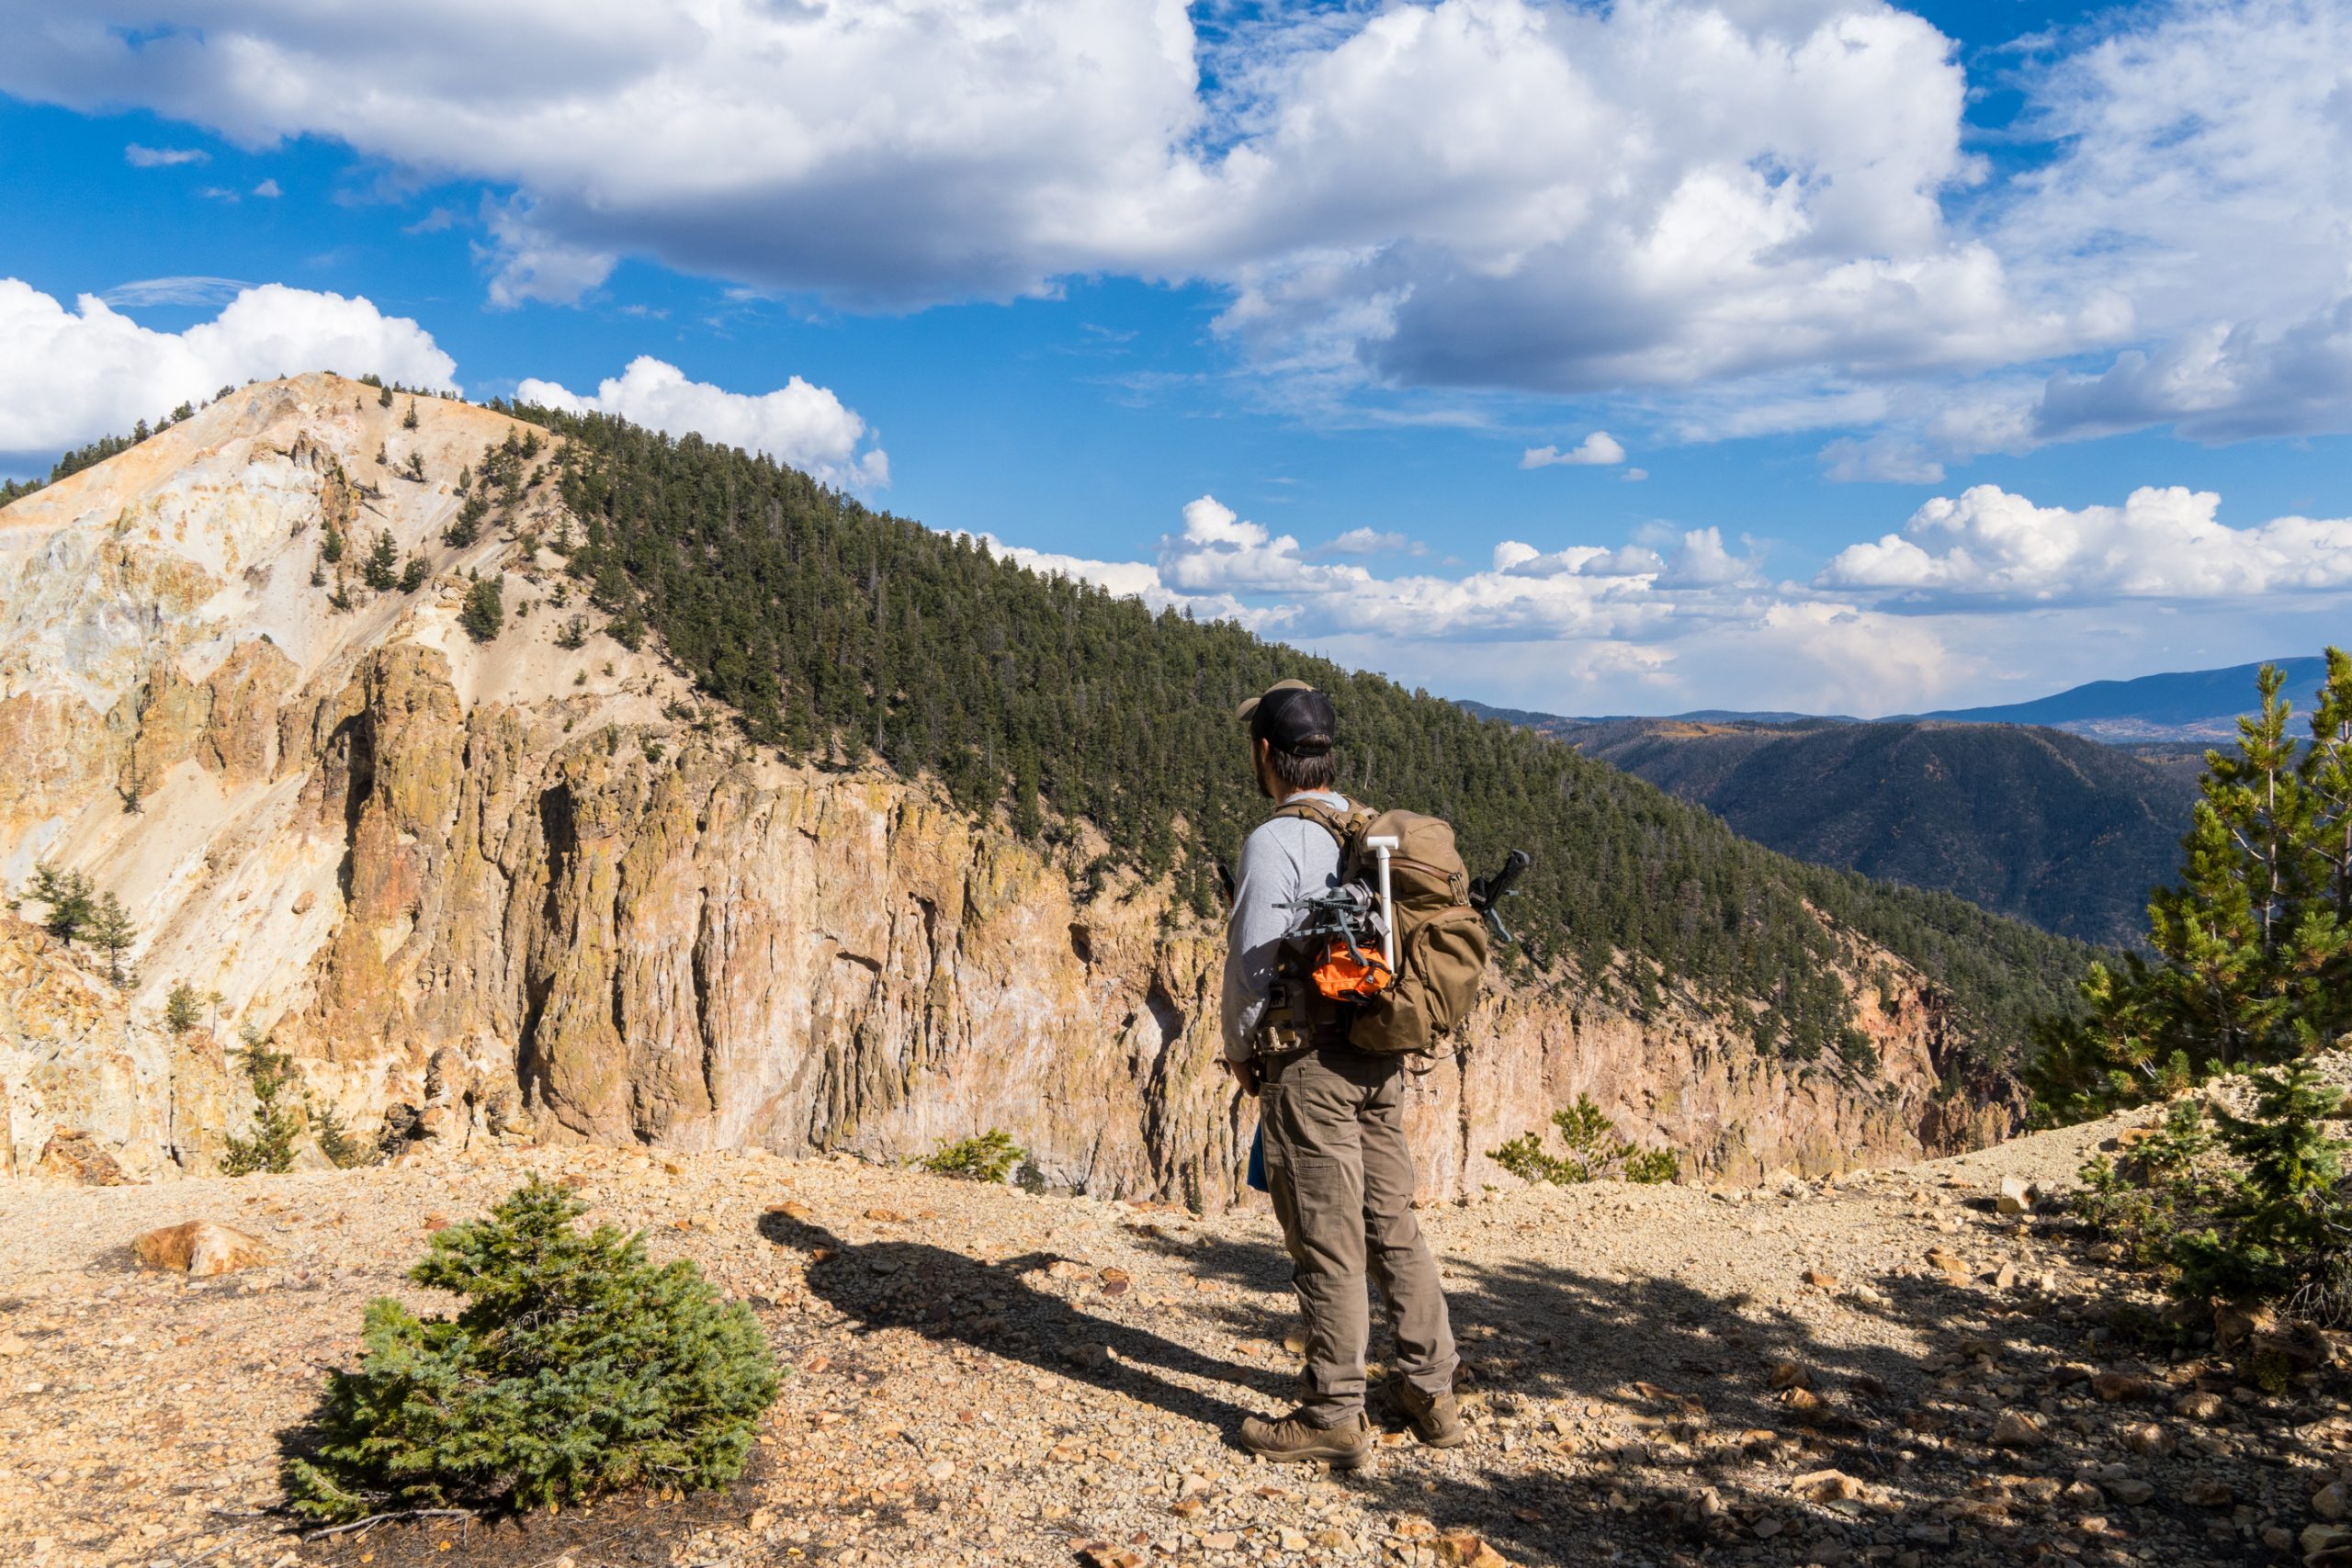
[34,1129,127,1186]
[2174,1390,2229,1424]
[2306,1522,2352,1556]
[1434,1531,1510,1568]
[2092,1371,2153,1402]
[131,1221,276,1276]
[1996,1176,2039,1214]
[1989,1409,2046,1448]
[1793,1469,1868,1503]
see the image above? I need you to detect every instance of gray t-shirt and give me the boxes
[1219,791,1351,1063]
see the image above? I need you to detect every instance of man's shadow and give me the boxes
[755,1209,1296,1446]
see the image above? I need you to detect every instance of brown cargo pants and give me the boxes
[1258,1043,1458,1426]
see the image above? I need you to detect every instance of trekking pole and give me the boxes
[1367,834,1400,969]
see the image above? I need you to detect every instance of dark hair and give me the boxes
[1267,742,1337,794]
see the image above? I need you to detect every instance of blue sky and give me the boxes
[3,0,2348,717]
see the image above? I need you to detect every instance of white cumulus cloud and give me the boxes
[1817,484,2352,605]
[1319,527,1415,556]
[515,356,888,492]
[124,142,206,167]
[1521,432,1626,468]
[0,278,456,456]
[0,0,2079,409]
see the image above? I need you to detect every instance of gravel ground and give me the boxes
[3,1108,2346,1568]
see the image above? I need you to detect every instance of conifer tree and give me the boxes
[285,1179,776,1520]
[220,1031,303,1175]
[2030,650,2352,1120]
[85,892,138,987]
[459,576,503,642]
[444,495,486,547]
[362,528,399,592]
[29,863,95,947]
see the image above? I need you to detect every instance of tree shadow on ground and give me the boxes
[768,1205,2324,1568]
[757,1210,1302,1446]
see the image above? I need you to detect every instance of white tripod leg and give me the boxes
[1367,834,1400,970]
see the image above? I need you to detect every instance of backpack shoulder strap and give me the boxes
[1269,797,1371,852]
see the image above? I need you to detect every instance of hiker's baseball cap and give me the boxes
[1236,679,1337,756]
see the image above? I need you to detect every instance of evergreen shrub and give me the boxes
[285,1178,778,1520]
[920,1129,1024,1183]
[1490,1095,1679,1185]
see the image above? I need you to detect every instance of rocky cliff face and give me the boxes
[0,376,2017,1198]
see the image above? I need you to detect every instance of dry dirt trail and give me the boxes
[4,1112,2346,1568]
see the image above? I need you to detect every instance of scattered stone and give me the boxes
[2184,1479,2234,1507]
[2305,1523,2352,1559]
[2107,1478,2154,1506]
[2120,1421,2174,1455]
[2092,1371,2153,1403]
[1990,1409,2047,1448]
[1434,1531,1510,1568]
[2174,1390,2229,1424]
[131,1221,276,1277]
[2007,1476,2062,1506]
[34,1129,128,1186]
[1793,1469,1868,1504]
[1996,1177,2040,1215]
[2318,1481,2347,1521]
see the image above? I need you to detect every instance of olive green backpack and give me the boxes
[1272,800,1493,1055]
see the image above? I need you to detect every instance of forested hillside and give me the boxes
[513,407,2096,1072]
[1537,716,2199,948]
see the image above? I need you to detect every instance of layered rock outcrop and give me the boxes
[0,376,2017,1197]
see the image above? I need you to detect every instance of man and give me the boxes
[1221,678,1464,1466]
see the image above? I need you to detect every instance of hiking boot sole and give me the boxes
[1250,1439,1372,1468]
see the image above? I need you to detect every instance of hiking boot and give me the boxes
[1239,1408,1374,1467]
[1384,1375,1467,1448]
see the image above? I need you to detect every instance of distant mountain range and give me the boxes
[1483,657,2324,745]
[1460,704,2200,947]
[1905,657,2332,741]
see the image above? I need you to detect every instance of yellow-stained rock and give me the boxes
[132,1220,276,1276]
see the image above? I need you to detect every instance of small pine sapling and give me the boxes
[310,1099,375,1169]
[363,528,400,592]
[30,862,96,947]
[1487,1095,1679,1186]
[85,892,137,987]
[220,1032,304,1176]
[284,1179,777,1520]
[164,982,203,1033]
[459,577,504,642]
[920,1129,1025,1183]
